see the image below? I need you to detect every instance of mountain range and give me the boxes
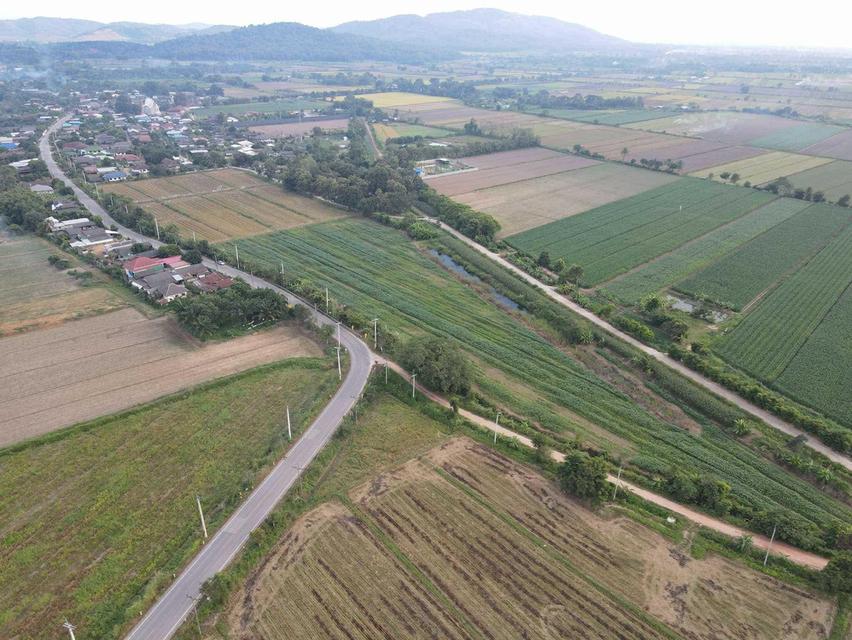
[0,17,232,44]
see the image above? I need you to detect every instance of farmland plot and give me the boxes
[230,220,852,531]
[104,169,343,242]
[445,162,676,237]
[625,111,804,145]
[0,307,321,446]
[786,160,852,201]
[372,122,454,142]
[357,92,455,108]
[602,198,811,302]
[0,234,126,336]
[690,151,833,185]
[716,223,852,383]
[248,118,350,137]
[533,108,672,126]
[0,358,339,640]
[678,203,852,309]
[508,179,774,285]
[774,286,852,425]
[801,129,852,161]
[749,122,847,152]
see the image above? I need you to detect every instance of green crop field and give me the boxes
[716,223,852,385]
[678,203,852,309]
[227,218,851,535]
[787,160,852,202]
[749,122,847,152]
[508,179,775,286]
[528,108,671,126]
[774,287,852,425]
[372,122,454,142]
[602,198,811,303]
[191,98,329,118]
[0,359,339,640]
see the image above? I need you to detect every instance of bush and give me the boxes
[558,451,609,504]
[398,335,473,396]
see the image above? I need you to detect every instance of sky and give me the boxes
[2,0,852,50]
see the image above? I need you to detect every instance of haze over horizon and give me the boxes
[1,1,851,51]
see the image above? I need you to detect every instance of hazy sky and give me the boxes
[2,0,851,49]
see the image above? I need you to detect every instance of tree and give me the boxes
[463,119,482,136]
[398,336,472,396]
[182,248,203,264]
[837,194,850,207]
[531,432,549,463]
[560,263,583,285]
[156,244,181,257]
[537,251,551,269]
[641,294,664,313]
[821,552,852,593]
[558,451,608,504]
[621,147,629,162]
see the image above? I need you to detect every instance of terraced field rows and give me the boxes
[602,198,811,302]
[509,179,774,285]
[229,219,852,531]
[679,203,852,309]
[717,223,852,381]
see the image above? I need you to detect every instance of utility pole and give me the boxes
[494,411,501,445]
[62,619,76,640]
[384,361,388,384]
[336,321,341,347]
[196,495,208,539]
[352,396,358,423]
[763,524,777,566]
[280,261,285,280]
[154,216,160,241]
[325,287,329,313]
[612,465,623,501]
[193,230,197,243]
[411,373,417,399]
[295,465,306,495]
[371,318,379,350]
[187,594,202,639]
[336,346,342,380]
[286,405,292,440]
[234,244,240,269]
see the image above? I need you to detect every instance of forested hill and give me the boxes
[41,22,452,63]
[333,8,628,52]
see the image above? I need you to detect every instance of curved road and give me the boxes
[41,118,376,640]
[426,218,852,471]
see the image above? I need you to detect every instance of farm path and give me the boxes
[425,217,852,472]
[363,117,383,159]
[41,117,378,640]
[384,360,829,570]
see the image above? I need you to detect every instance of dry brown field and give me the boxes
[675,145,771,174]
[0,233,127,336]
[624,112,802,144]
[802,130,852,161]
[248,118,349,137]
[226,438,836,640]
[0,308,321,447]
[450,162,678,237]
[104,169,343,242]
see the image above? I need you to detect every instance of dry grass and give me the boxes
[690,151,834,185]
[0,308,321,447]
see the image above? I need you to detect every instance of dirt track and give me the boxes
[0,308,320,448]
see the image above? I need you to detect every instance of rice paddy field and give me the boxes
[103,169,344,242]
[602,197,812,303]
[434,160,676,237]
[0,233,128,336]
[507,179,775,285]
[0,358,340,640]
[715,223,852,423]
[691,151,834,184]
[225,218,852,534]
[372,122,454,142]
[220,434,839,640]
[786,160,852,201]
[678,203,852,310]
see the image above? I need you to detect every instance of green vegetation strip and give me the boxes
[0,358,338,640]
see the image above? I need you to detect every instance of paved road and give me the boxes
[426,218,852,471]
[41,118,376,640]
[388,360,829,570]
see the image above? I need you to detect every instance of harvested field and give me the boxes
[801,130,852,161]
[427,148,598,195]
[678,203,852,309]
[104,169,343,242]
[717,222,852,384]
[675,145,770,174]
[225,437,837,640]
[450,162,676,237]
[508,179,774,285]
[357,92,455,108]
[786,160,852,201]
[749,122,847,152]
[248,118,349,137]
[534,108,672,126]
[602,198,811,303]
[626,112,802,145]
[0,233,127,336]
[691,151,834,185]
[0,358,339,640]
[0,307,322,447]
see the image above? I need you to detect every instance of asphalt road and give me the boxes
[426,218,852,472]
[41,118,376,640]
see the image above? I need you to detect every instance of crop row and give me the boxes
[229,219,852,532]
[678,202,852,309]
[717,222,852,381]
[508,179,774,285]
[603,198,811,302]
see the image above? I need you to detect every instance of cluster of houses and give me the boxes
[122,253,233,303]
